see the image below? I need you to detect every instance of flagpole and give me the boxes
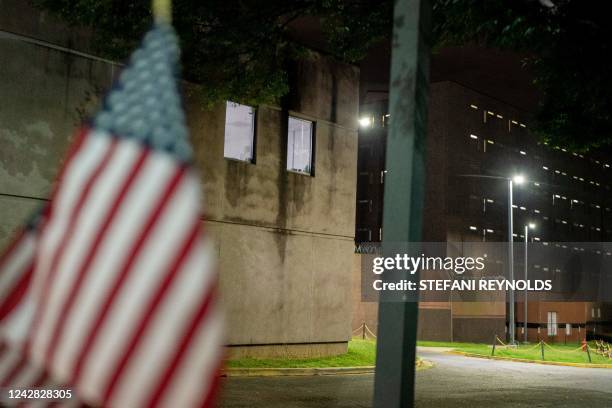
[152,0,172,24]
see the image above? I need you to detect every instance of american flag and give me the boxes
[0,20,223,407]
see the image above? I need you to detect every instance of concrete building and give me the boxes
[1,1,359,358]
[354,79,612,343]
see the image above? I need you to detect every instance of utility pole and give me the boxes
[524,224,528,343]
[373,0,431,407]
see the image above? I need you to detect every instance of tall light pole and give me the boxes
[524,222,535,343]
[457,173,525,345]
[508,174,524,345]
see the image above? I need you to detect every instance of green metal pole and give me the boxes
[373,0,431,407]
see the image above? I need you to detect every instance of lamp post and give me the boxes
[508,174,525,345]
[524,222,535,343]
[459,173,525,345]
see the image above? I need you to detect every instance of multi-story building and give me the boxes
[355,80,612,343]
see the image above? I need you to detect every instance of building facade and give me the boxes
[1,1,359,357]
[355,80,612,343]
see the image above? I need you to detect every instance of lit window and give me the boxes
[287,116,314,175]
[598,308,602,318]
[566,323,571,335]
[224,101,255,162]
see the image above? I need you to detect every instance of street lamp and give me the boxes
[513,174,525,185]
[457,173,527,345]
[523,222,535,343]
[507,174,525,345]
[358,116,372,128]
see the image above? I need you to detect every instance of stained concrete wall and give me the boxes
[1,2,359,357]
[0,11,115,247]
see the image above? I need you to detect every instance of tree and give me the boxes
[432,0,612,150]
[36,0,612,148]
[34,0,391,107]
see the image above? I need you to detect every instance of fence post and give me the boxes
[586,343,592,363]
[491,335,497,356]
[362,322,366,340]
[540,341,545,361]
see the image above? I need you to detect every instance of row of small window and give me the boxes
[468,225,541,241]
[468,104,612,170]
[469,133,608,188]
[475,189,610,217]
[469,104,527,130]
[224,102,314,175]
[472,196,610,229]
[542,166,605,189]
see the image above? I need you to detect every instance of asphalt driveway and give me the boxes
[218,347,612,408]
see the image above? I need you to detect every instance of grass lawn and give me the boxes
[226,339,376,368]
[226,339,611,368]
[418,340,612,365]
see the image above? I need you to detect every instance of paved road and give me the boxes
[218,348,612,408]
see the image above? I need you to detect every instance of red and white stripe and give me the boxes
[0,129,223,407]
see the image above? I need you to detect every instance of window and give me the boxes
[224,101,255,162]
[565,323,571,336]
[547,311,557,336]
[287,116,314,175]
[598,308,601,318]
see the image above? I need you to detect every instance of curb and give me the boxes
[222,366,375,377]
[222,360,434,377]
[450,351,612,369]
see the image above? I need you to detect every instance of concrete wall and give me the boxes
[186,57,359,357]
[351,254,379,336]
[0,2,359,358]
[0,4,115,248]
